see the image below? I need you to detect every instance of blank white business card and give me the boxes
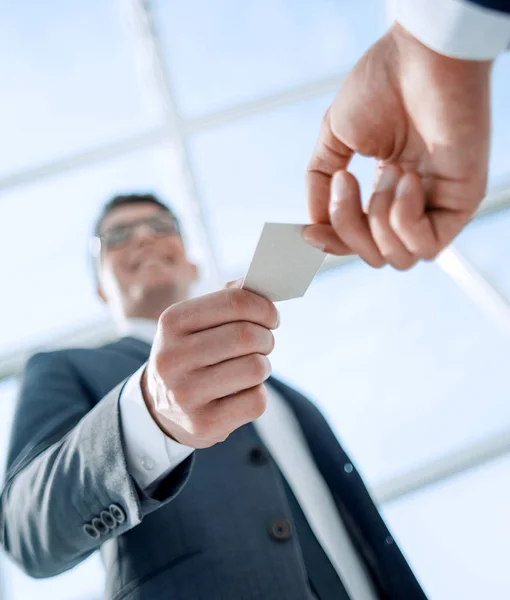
[242,223,326,302]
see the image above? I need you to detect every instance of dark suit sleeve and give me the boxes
[467,1,510,13]
[0,351,192,578]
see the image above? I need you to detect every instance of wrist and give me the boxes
[388,20,493,99]
[140,366,179,442]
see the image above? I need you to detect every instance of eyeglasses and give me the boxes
[92,215,180,255]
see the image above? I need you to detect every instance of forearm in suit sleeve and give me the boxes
[0,351,193,578]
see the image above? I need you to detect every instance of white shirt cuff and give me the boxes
[394,0,510,60]
[119,364,194,491]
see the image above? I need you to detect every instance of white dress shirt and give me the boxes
[394,0,510,59]
[119,319,378,600]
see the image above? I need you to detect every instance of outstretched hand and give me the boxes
[304,22,492,270]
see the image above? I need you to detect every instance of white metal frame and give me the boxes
[0,0,509,511]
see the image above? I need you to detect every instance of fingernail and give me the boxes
[225,278,244,289]
[303,234,327,252]
[396,172,415,199]
[275,308,281,328]
[330,171,347,206]
[375,166,397,192]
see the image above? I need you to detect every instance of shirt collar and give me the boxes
[120,318,158,345]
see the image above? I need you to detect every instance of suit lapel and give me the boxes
[111,336,152,362]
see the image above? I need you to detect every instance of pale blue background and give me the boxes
[0,1,509,598]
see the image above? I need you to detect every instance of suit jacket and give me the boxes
[0,337,427,600]
[467,1,510,12]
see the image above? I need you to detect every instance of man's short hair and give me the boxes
[93,193,178,237]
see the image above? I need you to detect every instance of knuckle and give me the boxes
[248,354,271,382]
[159,304,179,332]
[227,289,275,325]
[191,411,228,444]
[368,196,390,220]
[175,308,200,335]
[307,109,331,174]
[265,330,275,354]
[362,247,386,269]
[393,256,417,271]
[153,343,187,378]
[235,322,258,348]
[189,415,210,439]
[226,288,253,316]
[159,302,200,335]
[330,215,354,238]
[389,213,440,262]
[247,385,268,419]
[421,245,440,261]
[368,256,386,269]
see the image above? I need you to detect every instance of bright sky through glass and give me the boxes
[383,455,510,599]
[0,0,162,178]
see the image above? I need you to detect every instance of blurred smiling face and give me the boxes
[96,202,197,308]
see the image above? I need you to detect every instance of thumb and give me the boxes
[224,278,244,289]
[307,106,353,225]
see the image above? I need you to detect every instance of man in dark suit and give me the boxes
[1,194,427,600]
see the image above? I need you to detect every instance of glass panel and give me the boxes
[0,379,105,600]
[382,455,510,600]
[271,261,510,485]
[489,53,510,187]
[455,208,510,302]
[0,0,161,176]
[189,93,377,276]
[3,549,104,600]
[0,144,215,356]
[152,0,387,117]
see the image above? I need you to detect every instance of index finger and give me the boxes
[306,107,354,224]
[162,288,279,336]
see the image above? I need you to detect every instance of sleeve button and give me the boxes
[100,510,117,529]
[109,504,126,524]
[92,517,108,536]
[83,523,100,539]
